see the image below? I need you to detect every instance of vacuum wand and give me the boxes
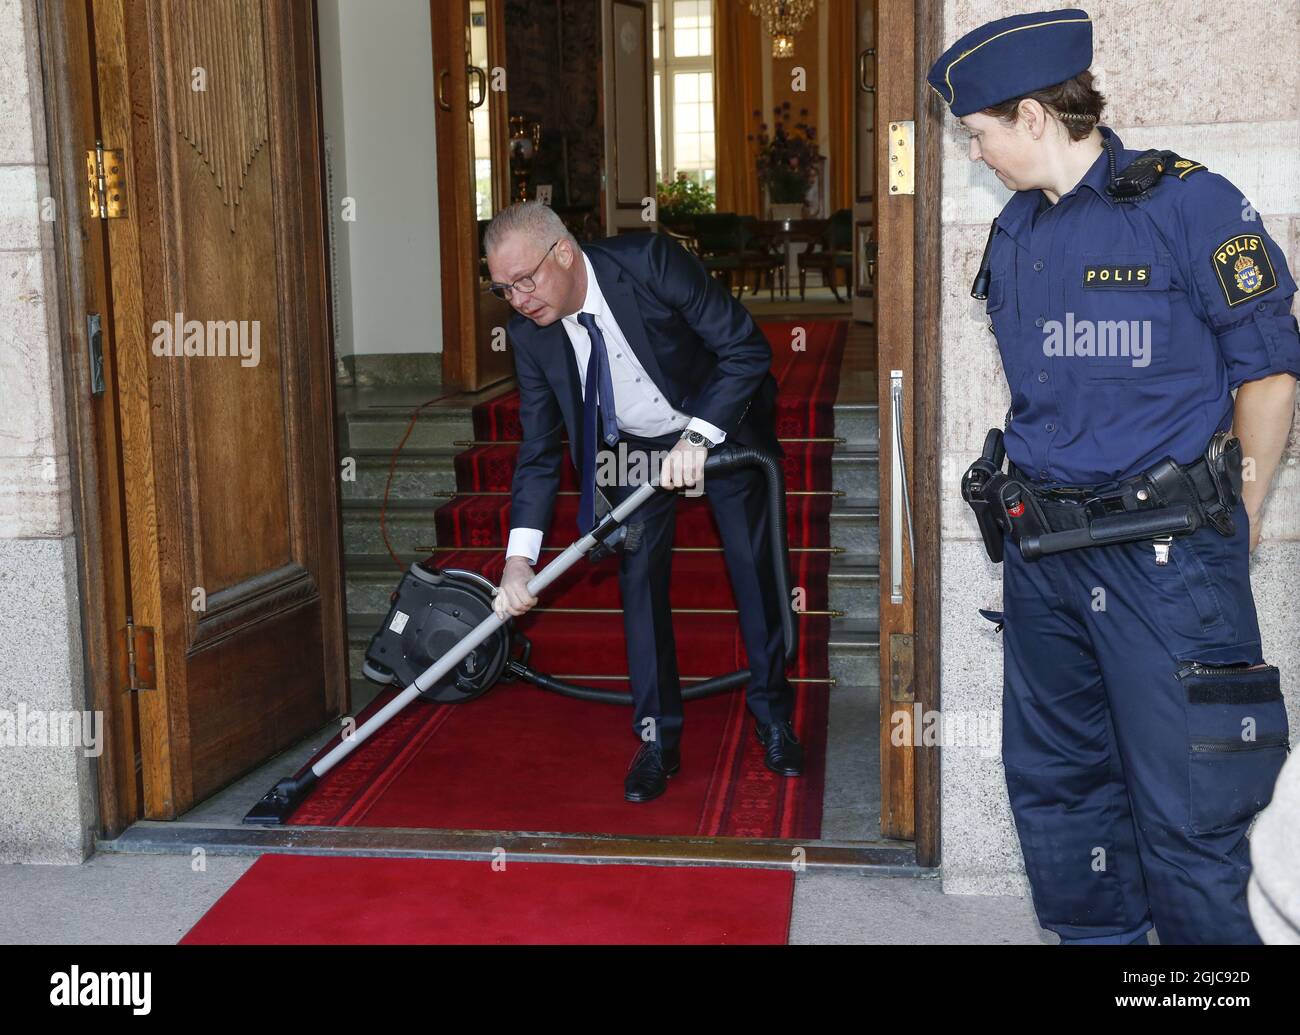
[316,481,657,775]
[242,481,662,823]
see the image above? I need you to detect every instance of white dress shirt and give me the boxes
[505,249,726,564]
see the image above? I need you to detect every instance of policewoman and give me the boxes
[930,9,1300,944]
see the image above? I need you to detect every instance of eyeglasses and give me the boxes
[487,240,559,301]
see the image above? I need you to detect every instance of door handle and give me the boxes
[467,66,487,110]
[890,369,915,605]
[858,48,876,93]
[437,68,452,111]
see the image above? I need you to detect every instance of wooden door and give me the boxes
[852,0,876,324]
[431,0,514,391]
[80,0,347,819]
[600,0,655,235]
[874,0,917,840]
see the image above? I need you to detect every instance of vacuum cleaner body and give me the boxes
[363,565,511,704]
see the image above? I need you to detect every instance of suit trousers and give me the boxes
[599,429,795,751]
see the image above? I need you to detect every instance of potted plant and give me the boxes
[751,103,819,220]
[655,172,715,232]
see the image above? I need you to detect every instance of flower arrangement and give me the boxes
[750,102,819,204]
[655,172,716,224]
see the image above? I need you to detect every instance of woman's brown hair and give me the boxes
[981,70,1107,142]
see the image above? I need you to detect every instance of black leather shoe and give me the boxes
[755,720,804,776]
[624,741,680,802]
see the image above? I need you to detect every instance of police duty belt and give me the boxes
[961,429,1243,563]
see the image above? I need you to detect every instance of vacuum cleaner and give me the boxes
[243,445,796,824]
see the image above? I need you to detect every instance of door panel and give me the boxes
[852,0,875,324]
[602,0,653,234]
[432,0,513,391]
[874,0,916,840]
[91,0,346,816]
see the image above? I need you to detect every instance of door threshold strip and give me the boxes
[98,821,928,875]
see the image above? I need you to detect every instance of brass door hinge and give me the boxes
[86,141,127,218]
[120,619,156,691]
[887,121,914,196]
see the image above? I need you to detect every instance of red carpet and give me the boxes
[180,855,793,944]
[299,319,846,837]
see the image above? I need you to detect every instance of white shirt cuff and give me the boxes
[686,416,726,445]
[506,528,543,566]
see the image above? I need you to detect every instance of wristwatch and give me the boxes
[680,429,714,449]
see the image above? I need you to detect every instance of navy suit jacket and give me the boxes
[507,230,781,534]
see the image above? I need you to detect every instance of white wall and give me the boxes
[936,0,1300,896]
[318,0,442,357]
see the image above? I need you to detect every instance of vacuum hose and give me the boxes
[504,445,798,703]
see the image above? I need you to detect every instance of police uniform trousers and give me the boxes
[597,427,795,752]
[997,498,1289,944]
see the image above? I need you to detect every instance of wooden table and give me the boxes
[752,218,830,301]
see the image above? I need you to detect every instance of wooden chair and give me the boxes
[797,208,853,302]
[690,213,749,296]
[737,216,787,301]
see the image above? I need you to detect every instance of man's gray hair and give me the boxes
[483,200,577,257]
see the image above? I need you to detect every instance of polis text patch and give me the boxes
[1082,265,1152,287]
[1212,234,1276,306]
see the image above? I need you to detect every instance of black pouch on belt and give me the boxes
[997,479,1049,543]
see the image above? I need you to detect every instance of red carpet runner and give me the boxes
[180,855,793,944]
[293,320,847,838]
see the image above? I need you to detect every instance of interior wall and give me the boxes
[936,0,1300,896]
[317,0,442,357]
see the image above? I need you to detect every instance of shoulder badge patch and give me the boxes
[1212,234,1277,306]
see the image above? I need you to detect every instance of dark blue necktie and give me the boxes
[576,311,619,533]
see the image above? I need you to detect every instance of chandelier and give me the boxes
[748,0,817,58]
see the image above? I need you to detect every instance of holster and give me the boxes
[962,428,1015,563]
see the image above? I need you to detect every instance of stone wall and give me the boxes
[937,0,1300,896]
[0,0,95,864]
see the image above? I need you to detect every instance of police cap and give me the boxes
[927,8,1093,117]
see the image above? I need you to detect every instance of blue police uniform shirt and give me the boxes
[985,125,1300,486]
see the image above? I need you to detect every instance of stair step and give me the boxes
[829,497,879,558]
[345,497,877,566]
[831,448,879,502]
[344,408,476,450]
[339,447,463,500]
[346,631,879,691]
[827,555,878,623]
[826,619,880,688]
[833,402,878,449]
[344,547,834,616]
[342,500,440,557]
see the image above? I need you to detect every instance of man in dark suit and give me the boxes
[485,200,801,803]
